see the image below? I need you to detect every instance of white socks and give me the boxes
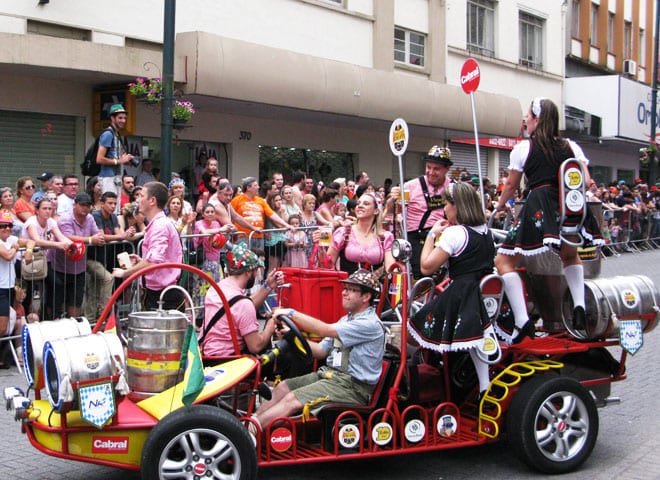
[469,349,491,393]
[501,271,529,328]
[563,264,585,308]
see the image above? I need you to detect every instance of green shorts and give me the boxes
[284,366,375,415]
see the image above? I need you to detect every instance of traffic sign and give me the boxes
[460,58,481,94]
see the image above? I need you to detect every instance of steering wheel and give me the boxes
[260,314,313,366]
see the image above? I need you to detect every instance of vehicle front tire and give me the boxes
[141,404,257,480]
[506,375,598,474]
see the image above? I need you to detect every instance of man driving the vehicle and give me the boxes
[253,269,384,428]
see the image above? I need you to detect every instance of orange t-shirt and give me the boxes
[14,197,36,219]
[230,194,274,239]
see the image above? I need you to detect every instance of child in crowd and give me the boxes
[333,202,347,224]
[285,215,308,268]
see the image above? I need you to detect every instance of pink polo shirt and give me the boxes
[404,175,451,231]
[142,211,183,290]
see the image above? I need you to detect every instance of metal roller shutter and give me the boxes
[448,142,489,177]
[0,110,82,187]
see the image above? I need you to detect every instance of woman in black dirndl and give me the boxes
[408,182,496,397]
[494,98,604,343]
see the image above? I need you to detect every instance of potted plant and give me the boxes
[172,100,195,128]
[128,77,162,103]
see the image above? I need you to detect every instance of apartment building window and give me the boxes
[394,27,426,67]
[467,0,495,57]
[624,21,632,59]
[639,29,646,66]
[519,12,543,69]
[607,13,614,53]
[570,0,580,38]
[590,3,598,45]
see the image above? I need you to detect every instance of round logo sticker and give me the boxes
[338,423,360,449]
[437,414,457,438]
[563,167,583,190]
[565,190,584,212]
[269,427,293,453]
[371,422,393,446]
[404,419,426,443]
[482,297,499,319]
[389,118,409,156]
[620,288,639,309]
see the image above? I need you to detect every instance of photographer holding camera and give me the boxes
[97,103,140,214]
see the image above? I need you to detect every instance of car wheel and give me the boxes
[506,375,598,474]
[141,404,257,480]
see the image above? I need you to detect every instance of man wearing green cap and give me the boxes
[199,242,283,357]
[97,103,135,214]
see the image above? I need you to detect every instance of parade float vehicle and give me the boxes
[4,161,660,480]
[4,254,659,480]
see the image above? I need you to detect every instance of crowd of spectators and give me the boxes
[1,154,659,334]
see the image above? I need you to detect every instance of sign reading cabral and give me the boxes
[460,58,481,94]
[92,436,129,454]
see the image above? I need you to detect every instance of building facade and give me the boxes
[0,1,589,190]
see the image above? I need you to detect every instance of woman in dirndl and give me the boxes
[494,98,605,343]
[407,182,496,397]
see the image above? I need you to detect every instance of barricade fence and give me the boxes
[600,206,660,255]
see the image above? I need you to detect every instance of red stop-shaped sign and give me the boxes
[460,58,481,94]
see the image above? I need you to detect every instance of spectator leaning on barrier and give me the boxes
[112,181,184,311]
[86,191,132,320]
[230,176,290,251]
[54,192,104,318]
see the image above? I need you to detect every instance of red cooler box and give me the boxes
[279,268,348,324]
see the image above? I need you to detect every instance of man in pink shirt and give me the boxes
[386,145,452,278]
[113,181,183,310]
[200,242,280,357]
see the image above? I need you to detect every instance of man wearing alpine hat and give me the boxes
[386,145,453,278]
[97,103,135,214]
[254,269,385,427]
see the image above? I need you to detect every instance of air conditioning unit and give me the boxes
[623,59,637,76]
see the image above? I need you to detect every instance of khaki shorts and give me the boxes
[284,366,375,416]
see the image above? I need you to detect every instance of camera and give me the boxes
[129,155,140,168]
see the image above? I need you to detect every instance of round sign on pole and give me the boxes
[389,118,409,156]
[460,58,481,94]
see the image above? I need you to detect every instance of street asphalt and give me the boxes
[1,248,659,480]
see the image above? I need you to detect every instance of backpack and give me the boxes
[80,127,113,176]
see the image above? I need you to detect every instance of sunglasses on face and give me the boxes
[0,224,13,229]
[24,185,36,190]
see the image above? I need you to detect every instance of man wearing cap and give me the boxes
[97,103,135,214]
[32,172,54,203]
[254,269,385,427]
[54,192,105,318]
[386,145,453,278]
[112,181,183,310]
[200,242,282,357]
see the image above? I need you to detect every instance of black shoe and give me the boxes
[512,320,535,344]
[573,306,586,330]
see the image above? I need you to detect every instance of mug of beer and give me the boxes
[319,226,332,247]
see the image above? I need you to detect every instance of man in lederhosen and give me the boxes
[386,145,453,279]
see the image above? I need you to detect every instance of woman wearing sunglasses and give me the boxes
[13,177,37,223]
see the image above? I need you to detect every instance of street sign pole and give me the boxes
[460,58,486,212]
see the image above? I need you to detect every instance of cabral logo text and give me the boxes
[92,436,129,454]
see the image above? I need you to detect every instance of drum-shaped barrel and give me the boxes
[562,275,659,340]
[42,332,124,411]
[22,317,92,389]
[126,310,188,401]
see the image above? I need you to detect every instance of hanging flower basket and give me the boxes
[173,118,189,130]
[173,100,195,122]
[128,77,162,103]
